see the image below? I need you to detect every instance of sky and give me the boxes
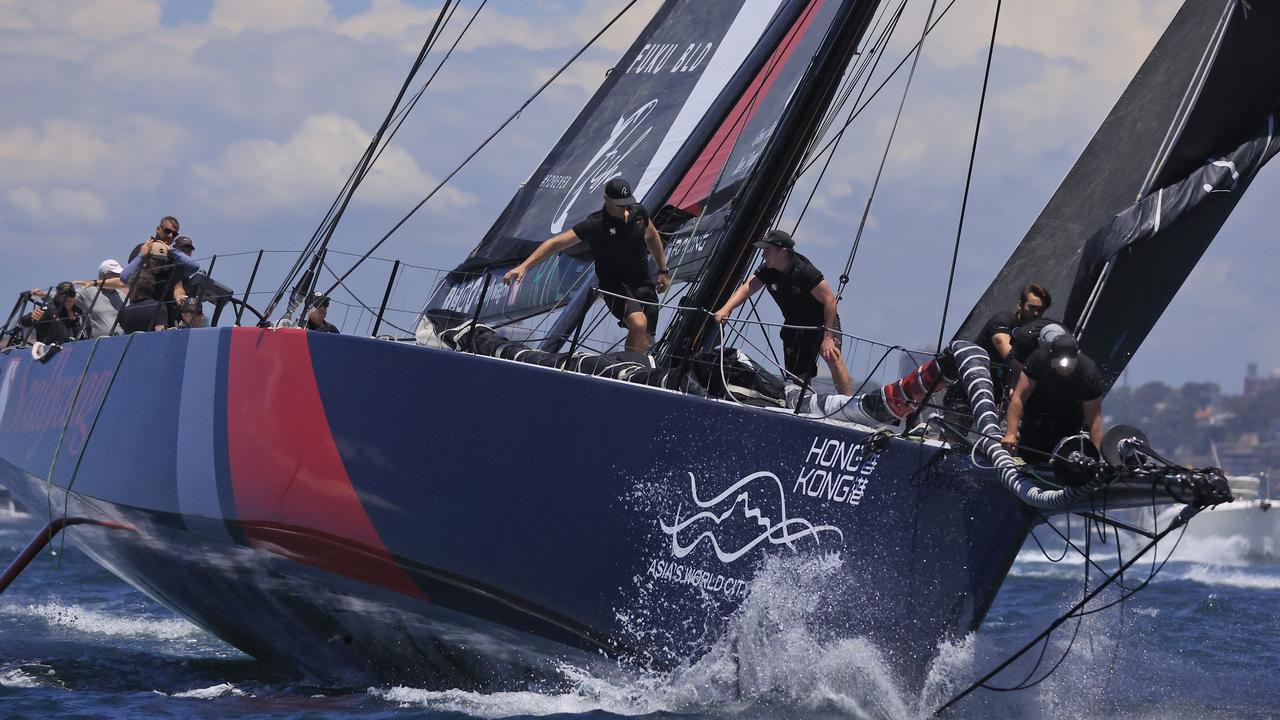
[0,0,1274,393]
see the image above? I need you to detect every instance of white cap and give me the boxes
[98,259,123,277]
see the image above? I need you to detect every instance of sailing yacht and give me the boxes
[0,0,1273,699]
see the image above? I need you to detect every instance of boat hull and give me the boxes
[0,328,1030,688]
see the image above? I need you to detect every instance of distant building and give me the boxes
[1244,362,1280,396]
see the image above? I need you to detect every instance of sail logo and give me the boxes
[551,100,658,233]
[626,42,714,75]
[660,471,844,564]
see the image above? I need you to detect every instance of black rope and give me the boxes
[265,0,459,319]
[321,0,644,300]
[790,0,907,233]
[936,0,1000,352]
[838,0,939,300]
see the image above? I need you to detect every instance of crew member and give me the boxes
[19,282,83,344]
[503,177,669,354]
[712,229,853,395]
[1002,332,1105,462]
[304,293,339,333]
[975,282,1052,400]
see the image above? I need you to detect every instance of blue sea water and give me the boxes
[1,507,1278,720]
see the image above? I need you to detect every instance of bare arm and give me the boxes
[713,277,764,324]
[810,279,841,362]
[1003,372,1036,449]
[1083,398,1103,450]
[992,332,1013,360]
[643,220,669,292]
[503,230,581,284]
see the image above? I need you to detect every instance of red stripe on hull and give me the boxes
[225,328,423,599]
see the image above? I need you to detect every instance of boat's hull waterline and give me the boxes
[0,328,1029,688]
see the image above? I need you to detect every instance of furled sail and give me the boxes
[956,0,1280,386]
[426,0,811,328]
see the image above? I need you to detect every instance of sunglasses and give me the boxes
[159,227,178,237]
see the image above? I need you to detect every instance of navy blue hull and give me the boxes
[0,329,1030,689]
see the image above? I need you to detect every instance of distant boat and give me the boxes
[1170,474,1278,562]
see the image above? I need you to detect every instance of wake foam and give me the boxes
[0,601,200,641]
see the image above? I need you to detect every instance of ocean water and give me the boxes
[1,507,1277,720]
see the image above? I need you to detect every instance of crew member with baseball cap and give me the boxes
[74,259,128,337]
[1002,330,1106,461]
[18,281,84,344]
[503,176,669,354]
[712,229,853,395]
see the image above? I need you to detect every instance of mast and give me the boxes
[660,0,884,363]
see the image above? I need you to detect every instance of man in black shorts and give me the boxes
[712,229,852,394]
[503,177,669,354]
[1003,332,1105,462]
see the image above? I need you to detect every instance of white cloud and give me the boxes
[5,187,109,225]
[209,0,331,34]
[192,113,472,217]
[0,116,186,191]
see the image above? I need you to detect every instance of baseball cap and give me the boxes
[98,259,123,277]
[603,177,636,205]
[174,235,195,254]
[54,281,76,298]
[308,292,330,308]
[147,243,170,260]
[1048,333,1079,373]
[753,229,795,250]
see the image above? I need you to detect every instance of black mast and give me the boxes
[660,0,884,363]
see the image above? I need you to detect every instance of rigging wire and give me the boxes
[936,0,1000,351]
[266,0,461,319]
[837,0,940,300]
[319,0,644,301]
[788,0,908,233]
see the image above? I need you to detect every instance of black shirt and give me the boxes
[20,311,81,344]
[975,311,1016,362]
[754,252,825,327]
[1022,348,1105,419]
[118,298,168,334]
[306,320,339,333]
[572,208,651,286]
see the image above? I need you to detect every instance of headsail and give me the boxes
[956,0,1280,385]
[426,0,810,329]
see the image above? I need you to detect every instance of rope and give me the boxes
[936,0,1001,352]
[321,0,645,300]
[838,0,939,300]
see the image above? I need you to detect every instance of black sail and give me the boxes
[956,0,1280,386]
[425,0,814,328]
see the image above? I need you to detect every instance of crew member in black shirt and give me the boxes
[712,229,852,395]
[974,282,1051,401]
[19,282,84,344]
[304,293,340,333]
[1002,332,1105,461]
[503,177,669,354]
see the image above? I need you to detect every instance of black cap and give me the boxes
[174,235,195,254]
[753,229,795,250]
[308,292,330,308]
[603,177,636,205]
[1048,333,1079,372]
[54,281,76,298]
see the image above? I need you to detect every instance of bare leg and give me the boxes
[623,305,649,354]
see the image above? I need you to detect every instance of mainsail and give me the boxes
[426,0,809,329]
[957,0,1280,385]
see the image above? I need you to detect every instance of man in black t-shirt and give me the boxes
[304,293,340,333]
[503,177,669,354]
[974,282,1052,400]
[1003,332,1105,462]
[712,229,852,394]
